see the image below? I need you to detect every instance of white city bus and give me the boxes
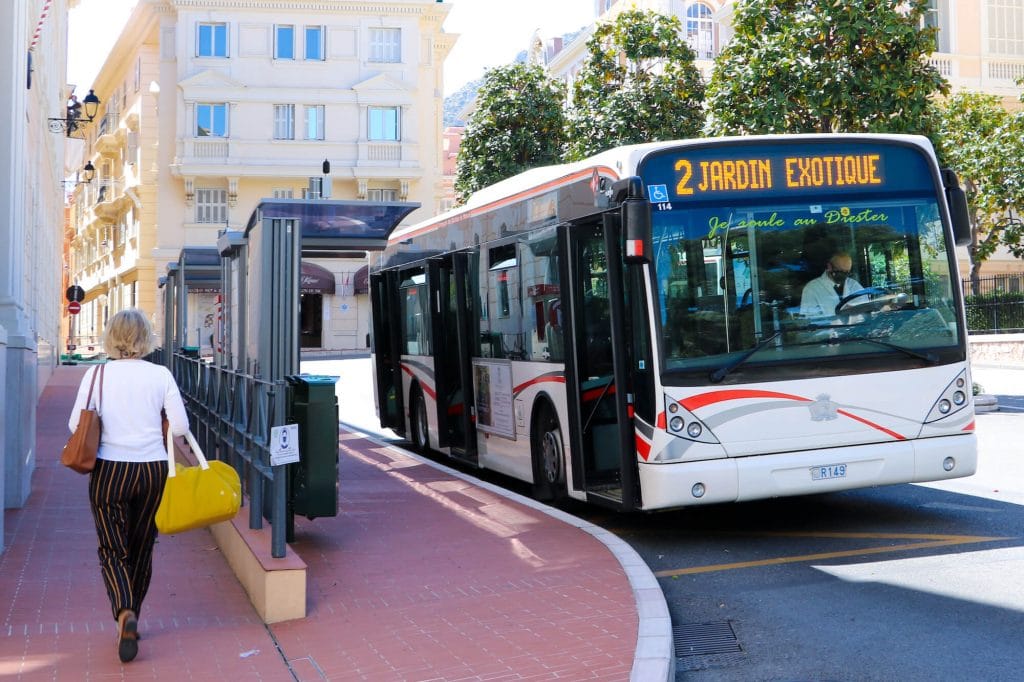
[369,134,977,511]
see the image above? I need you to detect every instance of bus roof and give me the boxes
[391,133,935,244]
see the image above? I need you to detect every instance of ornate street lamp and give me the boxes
[48,89,101,137]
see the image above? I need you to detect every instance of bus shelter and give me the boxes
[225,198,418,382]
[160,246,222,357]
[168,199,417,557]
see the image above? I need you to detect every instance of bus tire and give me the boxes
[410,387,430,453]
[532,404,566,502]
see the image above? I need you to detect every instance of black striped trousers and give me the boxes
[88,459,167,621]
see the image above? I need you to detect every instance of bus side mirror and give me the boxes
[942,168,972,247]
[612,177,651,264]
[622,198,652,264]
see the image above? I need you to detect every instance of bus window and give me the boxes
[399,271,430,356]
[521,228,562,362]
[653,195,961,378]
[485,244,523,359]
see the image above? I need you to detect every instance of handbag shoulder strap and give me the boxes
[84,364,103,409]
[97,363,104,410]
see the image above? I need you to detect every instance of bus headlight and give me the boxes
[686,422,703,439]
[943,457,956,472]
[691,482,706,498]
[669,416,684,432]
[925,370,970,423]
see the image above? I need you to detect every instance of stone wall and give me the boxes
[968,333,1024,366]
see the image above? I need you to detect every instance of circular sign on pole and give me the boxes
[66,285,85,302]
[67,301,82,315]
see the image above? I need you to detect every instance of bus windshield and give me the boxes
[642,143,962,382]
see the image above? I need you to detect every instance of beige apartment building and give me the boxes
[0,0,77,547]
[66,0,454,354]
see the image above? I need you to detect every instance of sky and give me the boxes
[66,0,596,97]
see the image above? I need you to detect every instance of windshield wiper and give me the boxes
[831,335,940,364]
[709,330,783,383]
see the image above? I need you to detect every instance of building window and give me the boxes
[272,188,294,199]
[274,104,295,139]
[196,103,228,137]
[196,188,228,223]
[275,25,295,59]
[924,0,951,53]
[989,0,1024,56]
[304,105,325,140]
[197,22,228,57]
[367,188,399,202]
[685,3,716,59]
[368,106,400,141]
[305,26,325,60]
[369,28,401,63]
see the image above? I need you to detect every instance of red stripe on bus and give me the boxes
[512,374,566,396]
[391,166,619,243]
[657,412,667,429]
[582,383,616,403]
[400,364,436,400]
[962,420,975,431]
[681,389,811,411]
[635,434,651,461]
[835,409,906,440]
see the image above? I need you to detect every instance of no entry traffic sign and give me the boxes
[67,301,81,315]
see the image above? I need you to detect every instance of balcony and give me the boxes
[95,112,123,155]
[93,179,124,220]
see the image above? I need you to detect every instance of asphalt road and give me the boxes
[305,357,1024,681]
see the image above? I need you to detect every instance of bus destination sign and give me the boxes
[641,142,932,205]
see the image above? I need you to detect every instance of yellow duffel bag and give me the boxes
[156,430,241,535]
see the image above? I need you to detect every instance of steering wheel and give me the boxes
[835,287,897,316]
[738,288,753,310]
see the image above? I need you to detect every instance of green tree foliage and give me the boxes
[454,63,566,204]
[934,91,1024,288]
[705,0,948,135]
[565,9,705,161]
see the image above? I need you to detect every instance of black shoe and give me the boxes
[117,610,138,663]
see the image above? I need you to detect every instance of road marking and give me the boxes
[654,531,1009,578]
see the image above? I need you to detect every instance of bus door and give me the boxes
[559,213,639,510]
[370,270,404,432]
[427,253,478,461]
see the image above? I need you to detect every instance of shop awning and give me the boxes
[300,261,336,294]
[353,265,369,295]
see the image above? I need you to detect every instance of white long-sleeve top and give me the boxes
[800,271,864,319]
[68,360,190,463]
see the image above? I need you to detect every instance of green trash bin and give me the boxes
[286,374,340,520]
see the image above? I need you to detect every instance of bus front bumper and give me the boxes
[637,433,978,511]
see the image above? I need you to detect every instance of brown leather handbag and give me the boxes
[61,364,104,474]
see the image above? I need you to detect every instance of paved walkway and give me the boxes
[0,365,672,680]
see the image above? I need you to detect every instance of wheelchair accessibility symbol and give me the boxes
[647,184,670,203]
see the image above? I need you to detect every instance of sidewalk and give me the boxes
[0,365,672,681]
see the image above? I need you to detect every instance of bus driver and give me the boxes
[800,251,864,318]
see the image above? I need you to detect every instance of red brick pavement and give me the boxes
[0,365,648,681]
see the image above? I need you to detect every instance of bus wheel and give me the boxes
[410,388,429,452]
[532,405,565,502]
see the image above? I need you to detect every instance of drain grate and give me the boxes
[673,621,742,657]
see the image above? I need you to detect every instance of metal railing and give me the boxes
[962,275,1024,334]
[169,351,291,557]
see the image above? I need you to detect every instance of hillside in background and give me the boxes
[443,28,586,127]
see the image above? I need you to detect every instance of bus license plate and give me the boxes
[811,464,847,481]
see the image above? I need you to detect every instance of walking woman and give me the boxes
[67,309,189,663]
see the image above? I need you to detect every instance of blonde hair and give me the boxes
[103,308,155,359]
